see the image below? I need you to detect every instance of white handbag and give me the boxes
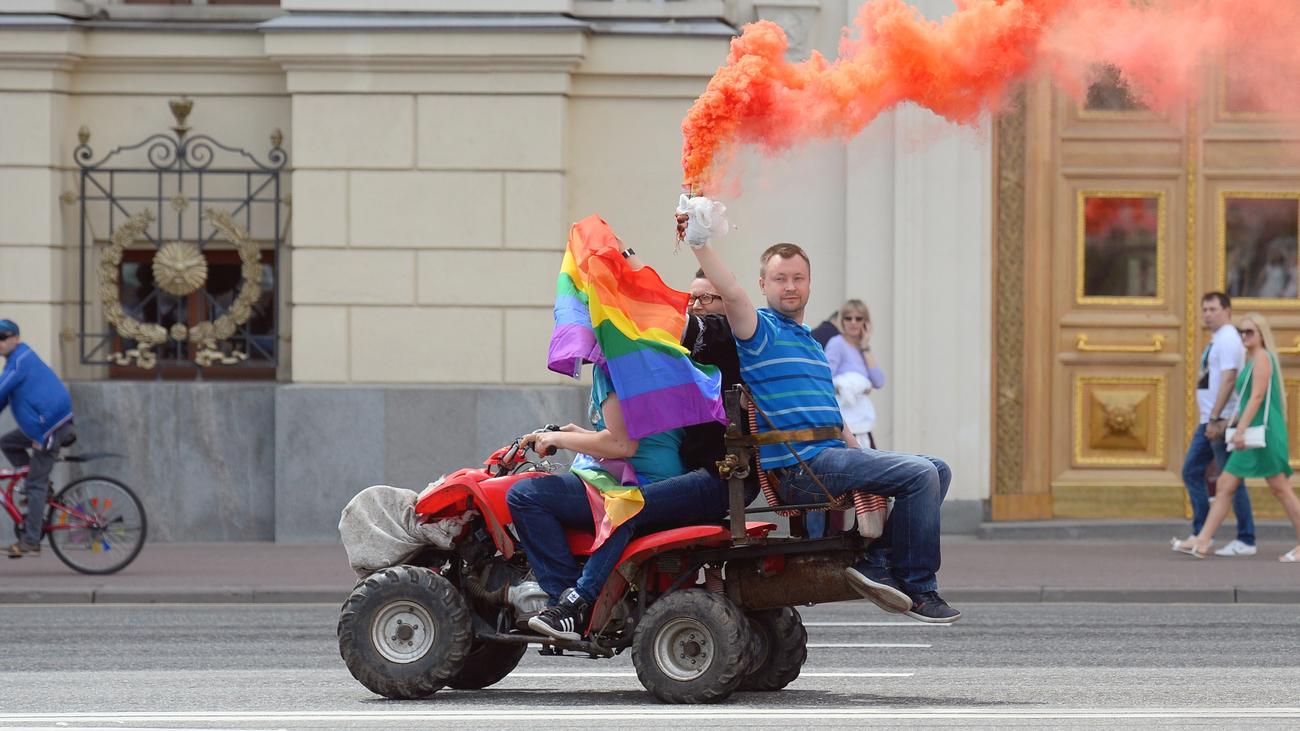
[1226,356,1273,452]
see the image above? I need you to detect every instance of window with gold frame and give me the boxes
[1077,191,1166,304]
[1081,63,1149,115]
[1218,192,1300,306]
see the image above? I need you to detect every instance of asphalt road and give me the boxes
[0,601,1298,728]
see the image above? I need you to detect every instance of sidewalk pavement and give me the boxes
[2,531,1297,605]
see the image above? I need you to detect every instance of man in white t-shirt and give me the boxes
[1179,291,1257,556]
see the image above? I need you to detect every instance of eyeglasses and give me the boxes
[0,334,12,343]
[842,315,866,322]
[689,293,721,306]
[1241,329,1258,337]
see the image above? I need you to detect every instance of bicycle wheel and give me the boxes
[46,476,147,575]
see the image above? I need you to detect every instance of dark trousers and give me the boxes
[507,469,728,604]
[2,423,75,545]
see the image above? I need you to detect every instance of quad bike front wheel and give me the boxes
[738,607,807,691]
[631,588,752,704]
[338,565,472,699]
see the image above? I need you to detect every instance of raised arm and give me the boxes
[676,209,759,340]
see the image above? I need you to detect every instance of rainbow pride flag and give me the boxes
[548,215,725,439]
[548,215,724,545]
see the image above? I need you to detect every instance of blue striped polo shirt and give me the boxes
[734,308,845,468]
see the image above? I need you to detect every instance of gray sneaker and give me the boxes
[6,541,40,559]
[905,591,961,624]
[844,561,911,613]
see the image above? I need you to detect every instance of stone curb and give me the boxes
[1,586,1295,605]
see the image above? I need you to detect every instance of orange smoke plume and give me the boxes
[681,0,1300,190]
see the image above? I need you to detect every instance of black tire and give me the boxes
[631,589,752,704]
[443,640,528,690]
[338,565,473,699]
[738,607,807,691]
[47,476,147,575]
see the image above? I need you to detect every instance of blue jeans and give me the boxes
[776,447,951,595]
[1182,423,1255,544]
[507,468,728,604]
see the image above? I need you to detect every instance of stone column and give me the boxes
[265,14,583,386]
[0,15,81,370]
[842,0,994,530]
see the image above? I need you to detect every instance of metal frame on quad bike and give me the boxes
[338,387,884,704]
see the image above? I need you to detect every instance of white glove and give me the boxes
[676,194,730,249]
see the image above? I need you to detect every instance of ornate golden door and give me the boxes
[994,66,1300,520]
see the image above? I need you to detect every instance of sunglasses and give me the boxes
[689,293,721,306]
[842,315,866,322]
[0,334,12,343]
[1241,329,1258,337]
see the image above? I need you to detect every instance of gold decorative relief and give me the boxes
[1077,190,1167,305]
[994,89,1028,497]
[152,241,208,297]
[1217,191,1300,308]
[1073,375,1167,466]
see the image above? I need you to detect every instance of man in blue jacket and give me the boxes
[0,320,75,557]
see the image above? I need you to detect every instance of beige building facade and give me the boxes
[0,0,993,540]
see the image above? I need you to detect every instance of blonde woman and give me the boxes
[1174,312,1300,562]
[826,299,885,449]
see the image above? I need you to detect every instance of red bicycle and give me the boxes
[1,454,147,574]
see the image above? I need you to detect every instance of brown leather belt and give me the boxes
[726,426,842,447]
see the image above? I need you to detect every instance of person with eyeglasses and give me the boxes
[825,300,885,451]
[686,268,726,316]
[0,319,76,558]
[676,203,959,623]
[1175,312,1300,563]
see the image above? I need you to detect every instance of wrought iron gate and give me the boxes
[73,98,287,375]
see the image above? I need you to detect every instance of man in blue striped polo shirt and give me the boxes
[678,206,960,624]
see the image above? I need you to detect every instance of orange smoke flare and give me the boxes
[682,0,1300,191]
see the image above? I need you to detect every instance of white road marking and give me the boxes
[804,621,949,627]
[807,642,931,648]
[2,708,1299,722]
[496,671,914,678]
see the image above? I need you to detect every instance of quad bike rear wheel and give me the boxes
[631,588,752,704]
[338,565,472,699]
[738,607,807,691]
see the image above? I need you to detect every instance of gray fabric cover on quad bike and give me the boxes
[339,485,473,578]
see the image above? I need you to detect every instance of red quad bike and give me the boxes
[337,388,890,704]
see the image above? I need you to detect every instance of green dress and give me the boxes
[1225,351,1293,478]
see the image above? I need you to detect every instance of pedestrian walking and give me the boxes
[1176,292,1256,557]
[1173,312,1300,562]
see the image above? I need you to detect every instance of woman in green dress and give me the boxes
[1174,312,1300,562]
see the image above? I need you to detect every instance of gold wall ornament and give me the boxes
[185,208,264,366]
[1073,375,1167,466]
[1277,336,1300,355]
[101,209,168,369]
[1101,401,1139,437]
[1075,333,1166,353]
[170,97,193,139]
[98,207,264,369]
[152,241,208,297]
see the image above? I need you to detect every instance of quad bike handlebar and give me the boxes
[487,424,561,476]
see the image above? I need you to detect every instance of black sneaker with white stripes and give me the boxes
[527,587,590,641]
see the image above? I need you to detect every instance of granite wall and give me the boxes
[273,385,588,542]
[24,383,589,543]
